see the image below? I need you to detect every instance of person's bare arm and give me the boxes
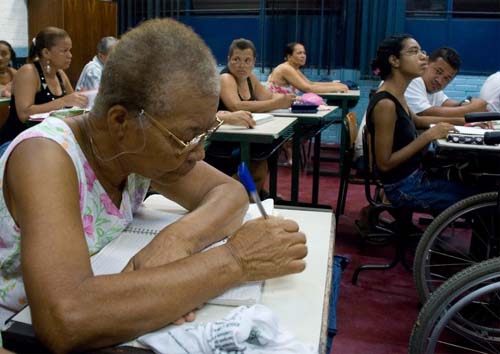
[373,99,453,173]
[220,73,294,112]
[418,98,487,117]
[13,65,88,122]
[412,110,465,128]
[7,138,306,353]
[142,161,250,260]
[278,65,348,93]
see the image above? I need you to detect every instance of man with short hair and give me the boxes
[405,47,487,117]
[76,36,118,91]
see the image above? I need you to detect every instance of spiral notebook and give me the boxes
[8,200,273,327]
[90,204,271,306]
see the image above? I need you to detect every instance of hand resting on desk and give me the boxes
[217,110,255,128]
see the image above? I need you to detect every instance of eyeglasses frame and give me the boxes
[140,109,224,153]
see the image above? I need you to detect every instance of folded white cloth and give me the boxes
[138,304,316,354]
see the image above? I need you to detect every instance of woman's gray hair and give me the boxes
[93,18,220,118]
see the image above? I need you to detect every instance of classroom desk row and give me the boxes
[210,89,363,209]
[211,107,339,209]
[2,195,335,354]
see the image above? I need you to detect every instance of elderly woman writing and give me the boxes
[0,19,306,352]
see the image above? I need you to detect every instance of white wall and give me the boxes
[0,0,29,57]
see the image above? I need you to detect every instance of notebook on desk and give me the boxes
[2,199,274,349]
[252,113,273,125]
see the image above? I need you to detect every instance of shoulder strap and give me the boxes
[33,61,45,83]
[246,77,255,100]
[55,70,66,95]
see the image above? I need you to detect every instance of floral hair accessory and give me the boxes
[373,68,381,75]
[32,37,36,46]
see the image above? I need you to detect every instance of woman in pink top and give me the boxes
[267,42,349,94]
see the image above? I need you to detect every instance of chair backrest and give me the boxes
[346,112,358,150]
[361,125,390,207]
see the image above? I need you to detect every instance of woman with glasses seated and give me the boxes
[267,42,349,95]
[367,34,475,213]
[0,19,306,352]
[206,38,296,196]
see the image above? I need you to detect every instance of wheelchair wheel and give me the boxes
[414,192,500,303]
[409,257,500,354]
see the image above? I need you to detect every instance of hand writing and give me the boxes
[225,216,307,281]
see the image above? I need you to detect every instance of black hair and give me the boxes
[0,40,16,66]
[228,38,256,58]
[28,26,69,62]
[429,47,461,72]
[283,42,303,59]
[371,34,414,80]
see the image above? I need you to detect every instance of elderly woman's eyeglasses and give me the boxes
[140,109,224,153]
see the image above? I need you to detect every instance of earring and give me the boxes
[45,59,51,74]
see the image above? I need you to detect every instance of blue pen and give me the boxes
[238,162,269,219]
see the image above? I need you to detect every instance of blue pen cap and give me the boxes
[238,162,257,193]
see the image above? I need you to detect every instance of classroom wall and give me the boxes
[0,0,29,58]
[5,1,491,143]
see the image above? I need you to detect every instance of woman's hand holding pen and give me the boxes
[225,217,307,282]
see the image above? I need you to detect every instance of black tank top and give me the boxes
[0,61,66,144]
[218,66,256,111]
[366,91,421,184]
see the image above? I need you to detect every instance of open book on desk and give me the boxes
[7,199,274,327]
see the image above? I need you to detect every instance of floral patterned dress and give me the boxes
[266,79,299,95]
[0,117,150,310]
